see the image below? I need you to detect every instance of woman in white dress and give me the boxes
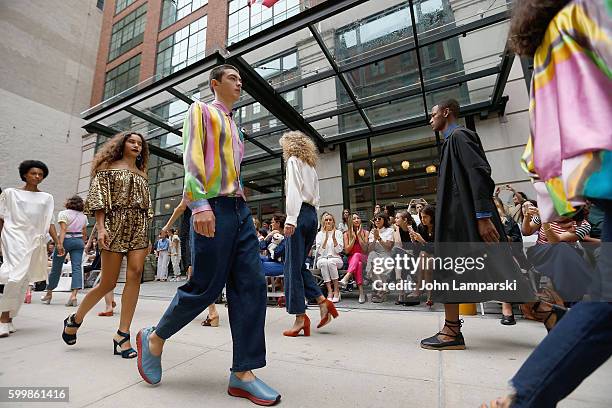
[366,212,395,303]
[0,160,61,337]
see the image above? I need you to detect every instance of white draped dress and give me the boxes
[0,188,54,317]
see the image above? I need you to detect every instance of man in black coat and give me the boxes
[421,99,533,350]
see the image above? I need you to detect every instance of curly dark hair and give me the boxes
[508,0,571,56]
[90,132,149,176]
[19,160,49,181]
[65,195,85,212]
[272,214,286,229]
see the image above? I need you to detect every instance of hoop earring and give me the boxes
[137,154,142,161]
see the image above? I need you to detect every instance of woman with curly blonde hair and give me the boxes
[280,131,338,337]
[61,132,153,360]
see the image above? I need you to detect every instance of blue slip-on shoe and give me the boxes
[227,372,281,406]
[136,326,162,385]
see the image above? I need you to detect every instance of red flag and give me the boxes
[248,0,280,7]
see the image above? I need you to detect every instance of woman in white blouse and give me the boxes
[280,131,339,337]
[366,212,395,303]
[315,213,344,303]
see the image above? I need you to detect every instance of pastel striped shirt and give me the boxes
[520,0,612,221]
[182,100,245,214]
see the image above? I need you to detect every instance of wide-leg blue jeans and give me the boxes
[283,203,322,314]
[511,201,612,407]
[47,236,84,290]
[155,197,267,372]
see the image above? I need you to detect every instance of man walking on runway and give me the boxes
[136,64,281,406]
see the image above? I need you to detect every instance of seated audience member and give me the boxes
[495,184,528,224]
[315,213,344,303]
[406,205,436,306]
[494,197,529,325]
[522,202,593,303]
[495,197,529,269]
[384,204,396,225]
[261,220,270,234]
[253,217,264,241]
[392,210,418,305]
[260,227,286,279]
[260,214,285,255]
[408,199,427,226]
[47,241,56,264]
[340,213,369,303]
[338,208,351,233]
[374,204,382,216]
[366,212,395,303]
[583,201,603,267]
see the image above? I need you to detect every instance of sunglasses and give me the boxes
[374,217,384,221]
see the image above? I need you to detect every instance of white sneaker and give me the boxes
[8,322,16,333]
[0,323,9,338]
[358,294,366,304]
[332,294,341,303]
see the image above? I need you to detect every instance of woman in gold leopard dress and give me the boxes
[62,132,153,359]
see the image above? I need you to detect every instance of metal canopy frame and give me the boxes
[82,0,515,166]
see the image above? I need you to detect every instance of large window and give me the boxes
[156,16,207,78]
[343,126,441,220]
[115,0,136,14]
[235,51,301,137]
[160,0,208,30]
[228,0,301,45]
[254,51,298,82]
[103,54,141,100]
[108,4,147,61]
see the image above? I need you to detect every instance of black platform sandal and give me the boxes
[543,304,567,332]
[114,330,138,359]
[62,313,81,345]
[420,319,466,350]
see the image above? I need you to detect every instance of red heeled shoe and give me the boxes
[283,315,310,337]
[97,301,117,317]
[317,299,339,329]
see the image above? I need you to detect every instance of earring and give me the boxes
[137,154,142,161]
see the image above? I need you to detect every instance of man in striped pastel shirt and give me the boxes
[137,64,281,406]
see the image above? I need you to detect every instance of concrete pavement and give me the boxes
[1,282,610,408]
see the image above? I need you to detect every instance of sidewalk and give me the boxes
[1,283,610,408]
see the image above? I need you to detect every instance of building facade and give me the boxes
[83,0,534,237]
[0,0,103,211]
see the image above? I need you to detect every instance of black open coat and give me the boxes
[433,126,534,302]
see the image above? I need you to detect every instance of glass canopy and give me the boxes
[82,0,515,165]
